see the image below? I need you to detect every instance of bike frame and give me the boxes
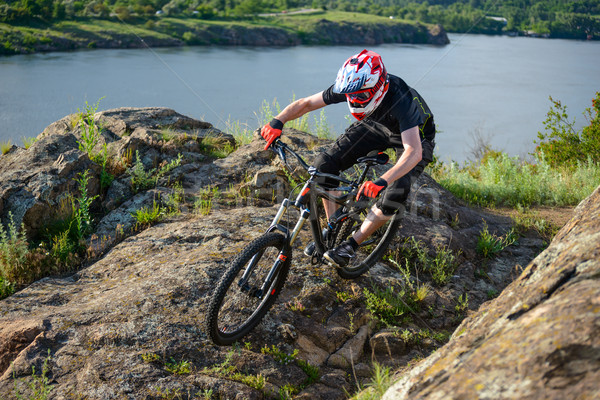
[237,140,384,299]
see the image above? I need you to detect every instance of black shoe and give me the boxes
[324,241,355,268]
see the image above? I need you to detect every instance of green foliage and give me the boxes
[430,149,600,208]
[0,212,30,288]
[132,201,165,226]
[476,221,518,259]
[536,92,600,168]
[390,237,459,286]
[432,93,600,209]
[13,349,54,400]
[1,140,12,154]
[22,136,38,149]
[141,353,161,363]
[164,358,192,375]
[199,133,235,158]
[77,98,105,161]
[363,283,417,327]
[261,344,298,365]
[72,170,98,240]
[202,349,265,390]
[455,293,469,315]
[128,151,182,193]
[0,273,15,298]
[349,362,393,400]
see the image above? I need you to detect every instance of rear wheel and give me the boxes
[333,205,402,279]
[206,232,290,345]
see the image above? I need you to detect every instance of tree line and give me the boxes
[1,0,599,39]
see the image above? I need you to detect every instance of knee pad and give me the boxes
[376,175,412,215]
[312,153,341,190]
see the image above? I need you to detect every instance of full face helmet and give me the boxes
[333,49,389,120]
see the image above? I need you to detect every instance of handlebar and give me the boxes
[270,139,355,186]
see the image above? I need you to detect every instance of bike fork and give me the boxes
[256,208,310,298]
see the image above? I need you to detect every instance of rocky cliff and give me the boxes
[383,184,600,399]
[0,108,593,400]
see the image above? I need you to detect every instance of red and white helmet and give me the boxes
[333,49,389,120]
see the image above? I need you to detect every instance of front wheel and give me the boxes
[334,207,402,279]
[205,232,290,345]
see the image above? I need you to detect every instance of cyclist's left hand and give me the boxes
[357,178,388,201]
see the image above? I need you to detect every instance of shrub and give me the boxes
[0,212,30,286]
[536,92,600,168]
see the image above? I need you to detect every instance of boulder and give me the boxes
[383,186,600,400]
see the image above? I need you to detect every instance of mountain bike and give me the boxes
[206,139,403,345]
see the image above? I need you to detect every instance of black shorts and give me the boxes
[312,118,435,215]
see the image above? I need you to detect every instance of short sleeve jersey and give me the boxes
[322,74,434,141]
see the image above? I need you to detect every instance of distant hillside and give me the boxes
[0,11,448,55]
[1,0,599,39]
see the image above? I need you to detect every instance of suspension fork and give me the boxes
[237,198,289,293]
[238,199,311,299]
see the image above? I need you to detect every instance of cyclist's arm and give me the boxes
[380,126,422,184]
[275,92,327,124]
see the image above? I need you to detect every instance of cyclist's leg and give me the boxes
[313,120,390,219]
[353,137,436,244]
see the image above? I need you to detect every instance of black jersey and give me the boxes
[322,74,435,141]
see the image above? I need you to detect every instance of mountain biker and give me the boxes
[260,49,436,268]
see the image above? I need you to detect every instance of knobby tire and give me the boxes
[206,232,290,345]
[334,207,402,279]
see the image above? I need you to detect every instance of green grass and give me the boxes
[476,222,518,259]
[132,201,165,226]
[429,151,600,208]
[1,140,12,154]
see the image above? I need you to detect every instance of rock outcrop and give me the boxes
[383,187,600,399]
[0,108,570,399]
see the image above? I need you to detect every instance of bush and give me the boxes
[536,92,600,168]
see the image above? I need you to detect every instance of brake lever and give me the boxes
[276,143,287,165]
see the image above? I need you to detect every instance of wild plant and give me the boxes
[455,293,469,315]
[348,362,393,400]
[535,91,600,167]
[164,182,185,214]
[313,109,333,140]
[0,212,30,286]
[261,345,298,365]
[225,118,254,145]
[22,136,38,149]
[128,152,182,193]
[132,201,164,227]
[13,349,54,400]
[199,132,235,158]
[1,140,12,155]
[164,358,192,375]
[363,284,416,327]
[476,221,517,258]
[77,98,105,160]
[0,274,14,298]
[129,151,155,192]
[72,170,98,240]
[431,144,600,208]
[390,237,458,286]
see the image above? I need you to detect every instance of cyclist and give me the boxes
[260,49,436,268]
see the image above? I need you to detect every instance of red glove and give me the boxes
[260,118,284,150]
[357,178,388,201]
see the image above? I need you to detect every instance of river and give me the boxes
[1,34,599,163]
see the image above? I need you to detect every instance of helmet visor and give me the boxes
[347,88,375,104]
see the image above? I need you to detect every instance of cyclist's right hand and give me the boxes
[261,118,284,150]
